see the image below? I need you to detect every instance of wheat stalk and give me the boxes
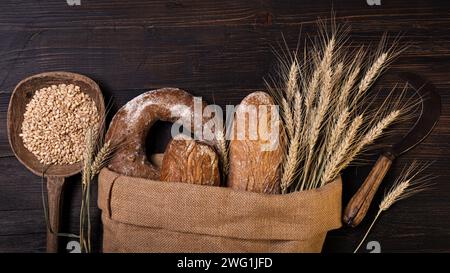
[354,162,432,252]
[321,115,363,186]
[303,64,320,117]
[280,130,301,193]
[300,61,333,188]
[80,127,115,253]
[80,128,96,253]
[307,37,335,150]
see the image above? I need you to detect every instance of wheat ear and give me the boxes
[338,109,400,172]
[307,37,335,150]
[338,64,360,110]
[326,107,349,157]
[216,128,229,177]
[361,110,400,148]
[281,98,295,138]
[354,162,432,252]
[90,140,112,178]
[82,128,95,185]
[286,60,299,100]
[281,130,301,193]
[356,52,388,100]
[299,37,336,189]
[293,91,302,128]
[321,115,363,186]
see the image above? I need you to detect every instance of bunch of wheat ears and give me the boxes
[266,23,414,193]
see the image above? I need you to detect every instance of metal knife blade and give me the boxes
[387,72,441,157]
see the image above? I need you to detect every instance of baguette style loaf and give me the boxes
[227,91,283,194]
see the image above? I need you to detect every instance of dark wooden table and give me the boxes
[0,0,449,253]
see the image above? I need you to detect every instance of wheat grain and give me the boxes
[20,84,99,165]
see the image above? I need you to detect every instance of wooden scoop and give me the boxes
[7,72,105,252]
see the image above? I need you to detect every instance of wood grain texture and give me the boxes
[0,0,449,252]
[343,153,393,227]
[45,176,64,253]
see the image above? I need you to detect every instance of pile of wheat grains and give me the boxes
[20,84,99,165]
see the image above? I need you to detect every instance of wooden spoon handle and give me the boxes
[46,176,65,253]
[343,153,394,227]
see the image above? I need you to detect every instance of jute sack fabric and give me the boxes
[98,167,342,253]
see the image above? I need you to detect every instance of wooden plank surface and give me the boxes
[0,0,449,253]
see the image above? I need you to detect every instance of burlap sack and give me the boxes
[98,165,342,253]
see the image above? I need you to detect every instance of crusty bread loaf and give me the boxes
[105,88,214,179]
[227,91,283,194]
[160,138,221,186]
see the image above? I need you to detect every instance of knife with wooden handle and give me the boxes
[343,72,441,227]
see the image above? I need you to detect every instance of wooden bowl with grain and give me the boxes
[7,71,105,252]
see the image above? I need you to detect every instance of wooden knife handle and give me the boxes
[46,176,65,253]
[343,153,394,227]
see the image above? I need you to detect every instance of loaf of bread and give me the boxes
[105,88,215,179]
[227,91,283,194]
[160,137,221,186]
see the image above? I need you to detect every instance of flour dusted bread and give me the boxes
[105,88,211,179]
[160,137,220,186]
[227,91,283,194]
